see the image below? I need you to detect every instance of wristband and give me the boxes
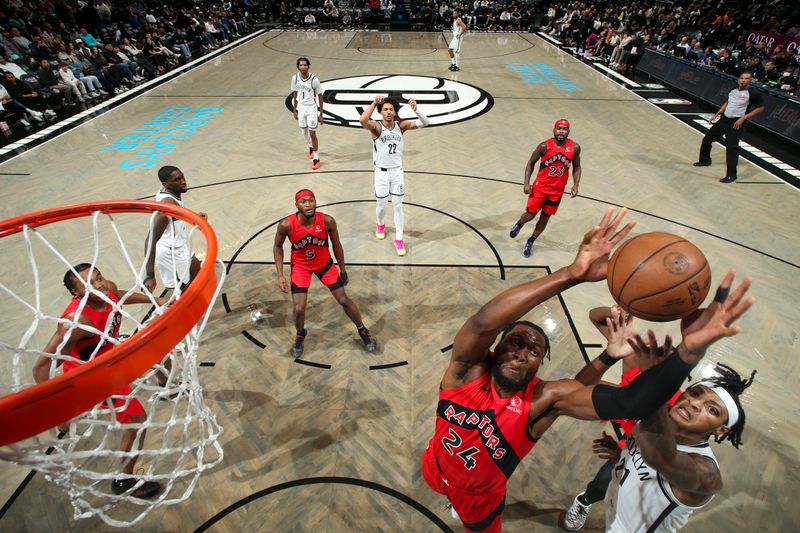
[599,350,619,366]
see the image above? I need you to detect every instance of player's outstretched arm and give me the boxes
[447,208,635,387]
[273,218,291,294]
[34,316,93,383]
[359,95,382,137]
[400,98,429,131]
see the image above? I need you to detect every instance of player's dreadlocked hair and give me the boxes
[499,320,551,362]
[705,363,756,449]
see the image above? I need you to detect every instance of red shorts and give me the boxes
[63,360,145,424]
[526,188,563,216]
[290,258,343,294]
[421,445,506,533]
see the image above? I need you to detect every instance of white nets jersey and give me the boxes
[291,73,321,108]
[154,190,189,251]
[372,121,403,168]
[605,435,718,533]
[453,18,462,38]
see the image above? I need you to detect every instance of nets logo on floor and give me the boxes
[285,74,493,128]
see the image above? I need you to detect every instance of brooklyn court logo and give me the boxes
[284,74,494,128]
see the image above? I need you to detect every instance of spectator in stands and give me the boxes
[0,81,46,128]
[1,71,57,119]
[0,54,28,79]
[10,28,33,53]
[304,12,318,28]
[0,31,25,57]
[499,8,512,31]
[36,58,80,105]
[760,59,781,84]
[777,65,798,92]
[674,35,691,57]
[79,28,100,48]
[57,60,93,100]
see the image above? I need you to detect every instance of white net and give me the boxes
[0,204,225,527]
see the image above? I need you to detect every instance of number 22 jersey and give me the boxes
[428,369,541,494]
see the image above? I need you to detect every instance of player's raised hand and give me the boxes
[678,269,753,363]
[408,98,417,112]
[567,207,636,283]
[628,330,673,372]
[374,95,384,105]
[605,306,635,359]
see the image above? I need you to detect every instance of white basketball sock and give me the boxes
[376,196,388,226]
[392,194,404,241]
[454,53,460,66]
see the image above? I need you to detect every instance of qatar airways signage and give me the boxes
[746,30,800,56]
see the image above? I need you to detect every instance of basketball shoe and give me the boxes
[523,237,536,257]
[292,328,307,358]
[395,239,406,256]
[563,492,592,531]
[308,147,314,160]
[359,327,377,353]
[311,159,320,170]
[509,222,522,238]
[375,224,386,240]
[111,478,161,499]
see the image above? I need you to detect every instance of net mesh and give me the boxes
[0,206,224,527]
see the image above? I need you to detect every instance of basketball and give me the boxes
[607,232,712,322]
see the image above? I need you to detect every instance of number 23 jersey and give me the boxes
[429,369,541,494]
[534,138,575,195]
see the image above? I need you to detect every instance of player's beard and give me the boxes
[491,362,535,393]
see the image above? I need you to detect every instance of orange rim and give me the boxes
[0,200,218,447]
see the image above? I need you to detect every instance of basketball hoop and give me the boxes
[0,200,225,527]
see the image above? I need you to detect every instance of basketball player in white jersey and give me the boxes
[448,10,467,71]
[564,295,756,532]
[291,57,324,170]
[143,165,205,294]
[359,95,429,256]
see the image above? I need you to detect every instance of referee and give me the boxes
[694,70,765,183]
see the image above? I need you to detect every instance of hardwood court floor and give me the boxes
[0,31,798,532]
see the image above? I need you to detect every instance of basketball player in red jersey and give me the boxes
[273,189,377,357]
[33,264,169,499]
[509,119,582,258]
[421,207,753,533]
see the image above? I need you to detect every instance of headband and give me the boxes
[554,119,570,129]
[295,189,314,202]
[694,381,739,427]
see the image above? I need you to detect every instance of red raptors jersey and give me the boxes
[61,290,122,364]
[428,370,541,494]
[289,211,331,270]
[534,138,575,195]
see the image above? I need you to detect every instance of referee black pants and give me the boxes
[698,115,743,178]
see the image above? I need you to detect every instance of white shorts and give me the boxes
[374,167,404,198]
[156,243,192,289]
[297,105,319,130]
[449,36,463,53]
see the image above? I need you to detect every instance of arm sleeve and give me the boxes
[591,349,694,421]
[414,109,430,128]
